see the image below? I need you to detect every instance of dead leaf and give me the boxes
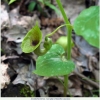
[75,36,98,56]
[1,5,10,30]
[4,25,26,43]
[69,88,82,97]
[12,59,45,91]
[1,63,10,89]
[88,56,98,70]
[39,88,48,97]
[9,6,20,26]
[75,54,90,73]
[17,14,40,30]
[41,17,64,27]
[11,43,22,54]
[83,84,93,91]
[69,74,82,96]
[46,78,64,96]
[72,45,80,58]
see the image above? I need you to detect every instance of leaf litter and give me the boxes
[1,0,99,97]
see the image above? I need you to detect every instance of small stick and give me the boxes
[74,71,99,88]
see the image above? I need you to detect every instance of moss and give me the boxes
[20,85,35,97]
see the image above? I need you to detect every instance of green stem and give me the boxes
[56,76,65,87]
[34,45,47,56]
[46,24,72,38]
[56,0,72,97]
[34,38,52,56]
[56,76,72,97]
[63,75,68,97]
[56,0,72,59]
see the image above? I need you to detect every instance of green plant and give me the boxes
[93,94,98,97]
[74,6,99,48]
[92,89,100,97]
[38,0,60,14]
[8,0,17,4]
[20,85,35,97]
[21,0,99,97]
[8,0,60,15]
[56,36,74,51]
[28,0,60,14]
[28,1,36,12]
[27,0,60,14]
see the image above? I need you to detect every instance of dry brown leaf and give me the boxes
[69,74,82,89]
[9,6,20,26]
[17,14,40,30]
[75,36,98,56]
[69,74,82,96]
[1,5,10,30]
[72,46,80,58]
[69,88,82,97]
[46,78,64,96]
[41,17,64,27]
[12,60,45,91]
[83,84,93,91]
[88,56,98,70]
[1,63,10,89]
[39,88,48,97]
[4,25,26,43]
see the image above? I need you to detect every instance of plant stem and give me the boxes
[46,24,72,38]
[64,75,68,96]
[56,0,72,97]
[56,76,65,87]
[56,0,72,59]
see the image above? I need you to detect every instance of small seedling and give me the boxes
[38,0,60,14]
[8,0,17,4]
[20,85,35,97]
[8,0,60,15]
[21,0,99,97]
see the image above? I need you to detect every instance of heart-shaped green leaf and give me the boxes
[21,24,42,53]
[34,44,75,77]
[74,6,99,48]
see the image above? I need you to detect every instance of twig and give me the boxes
[18,0,24,10]
[74,71,99,88]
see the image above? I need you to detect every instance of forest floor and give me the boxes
[1,0,99,97]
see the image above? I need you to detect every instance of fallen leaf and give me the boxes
[4,25,26,43]
[75,36,98,56]
[69,74,82,96]
[12,59,45,91]
[1,63,10,89]
[41,17,64,27]
[46,78,64,96]
[9,6,20,26]
[17,14,40,30]
[11,43,23,54]
[1,5,10,30]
